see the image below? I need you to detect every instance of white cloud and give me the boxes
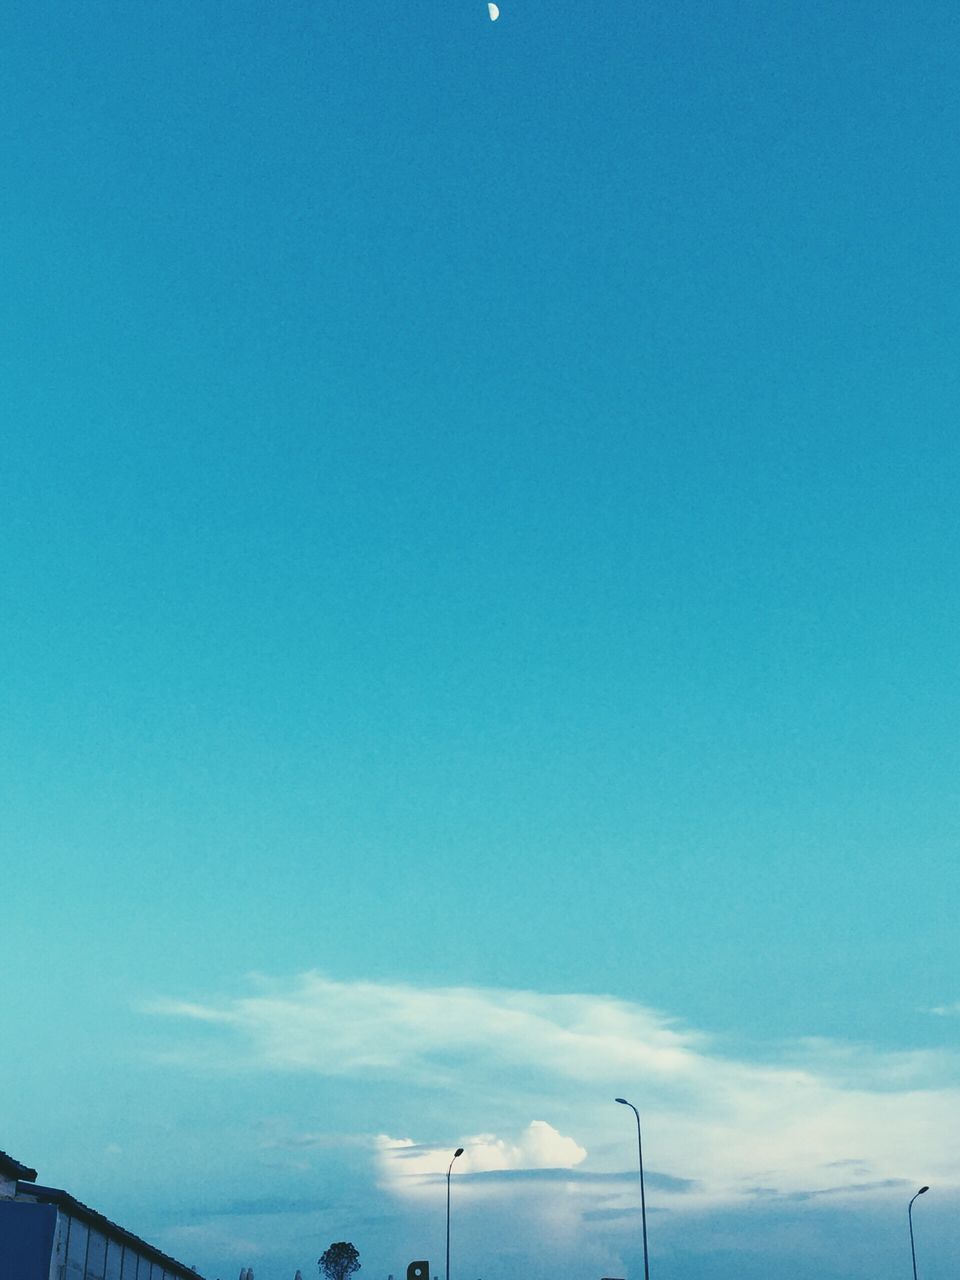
[144,972,960,1208]
[377,1121,587,1184]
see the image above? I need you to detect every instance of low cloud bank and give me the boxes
[145,972,960,1208]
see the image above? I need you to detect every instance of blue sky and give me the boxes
[3,0,960,1276]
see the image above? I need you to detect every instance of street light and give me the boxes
[615,1098,650,1280]
[908,1185,929,1280]
[446,1147,464,1280]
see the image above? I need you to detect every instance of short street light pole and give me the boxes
[446,1147,464,1280]
[908,1185,929,1280]
[615,1098,650,1280]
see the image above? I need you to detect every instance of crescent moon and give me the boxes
[488,3,500,19]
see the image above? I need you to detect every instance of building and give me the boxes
[0,1148,205,1280]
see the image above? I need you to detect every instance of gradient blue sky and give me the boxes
[3,0,960,1276]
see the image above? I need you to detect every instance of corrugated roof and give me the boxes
[0,1150,38,1182]
[16,1183,204,1280]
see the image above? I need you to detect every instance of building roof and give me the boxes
[16,1183,204,1280]
[0,1151,38,1183]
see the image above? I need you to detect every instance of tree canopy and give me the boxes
[318,1242,361,1280]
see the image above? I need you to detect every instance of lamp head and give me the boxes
[454,1147,464,1158]
[614,1097,629,1105]
[918,1186,929,1195]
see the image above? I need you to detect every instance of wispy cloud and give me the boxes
[143,972,960,1209]
[144,972,703,1085]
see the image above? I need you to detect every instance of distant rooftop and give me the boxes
[0,1151,38,1183]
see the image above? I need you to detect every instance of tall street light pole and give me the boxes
[908,1185,929,1280]
[615,1098,650,1280]
[446,1147,464,1280]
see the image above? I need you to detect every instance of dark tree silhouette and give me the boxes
[318,1242,361,1280]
